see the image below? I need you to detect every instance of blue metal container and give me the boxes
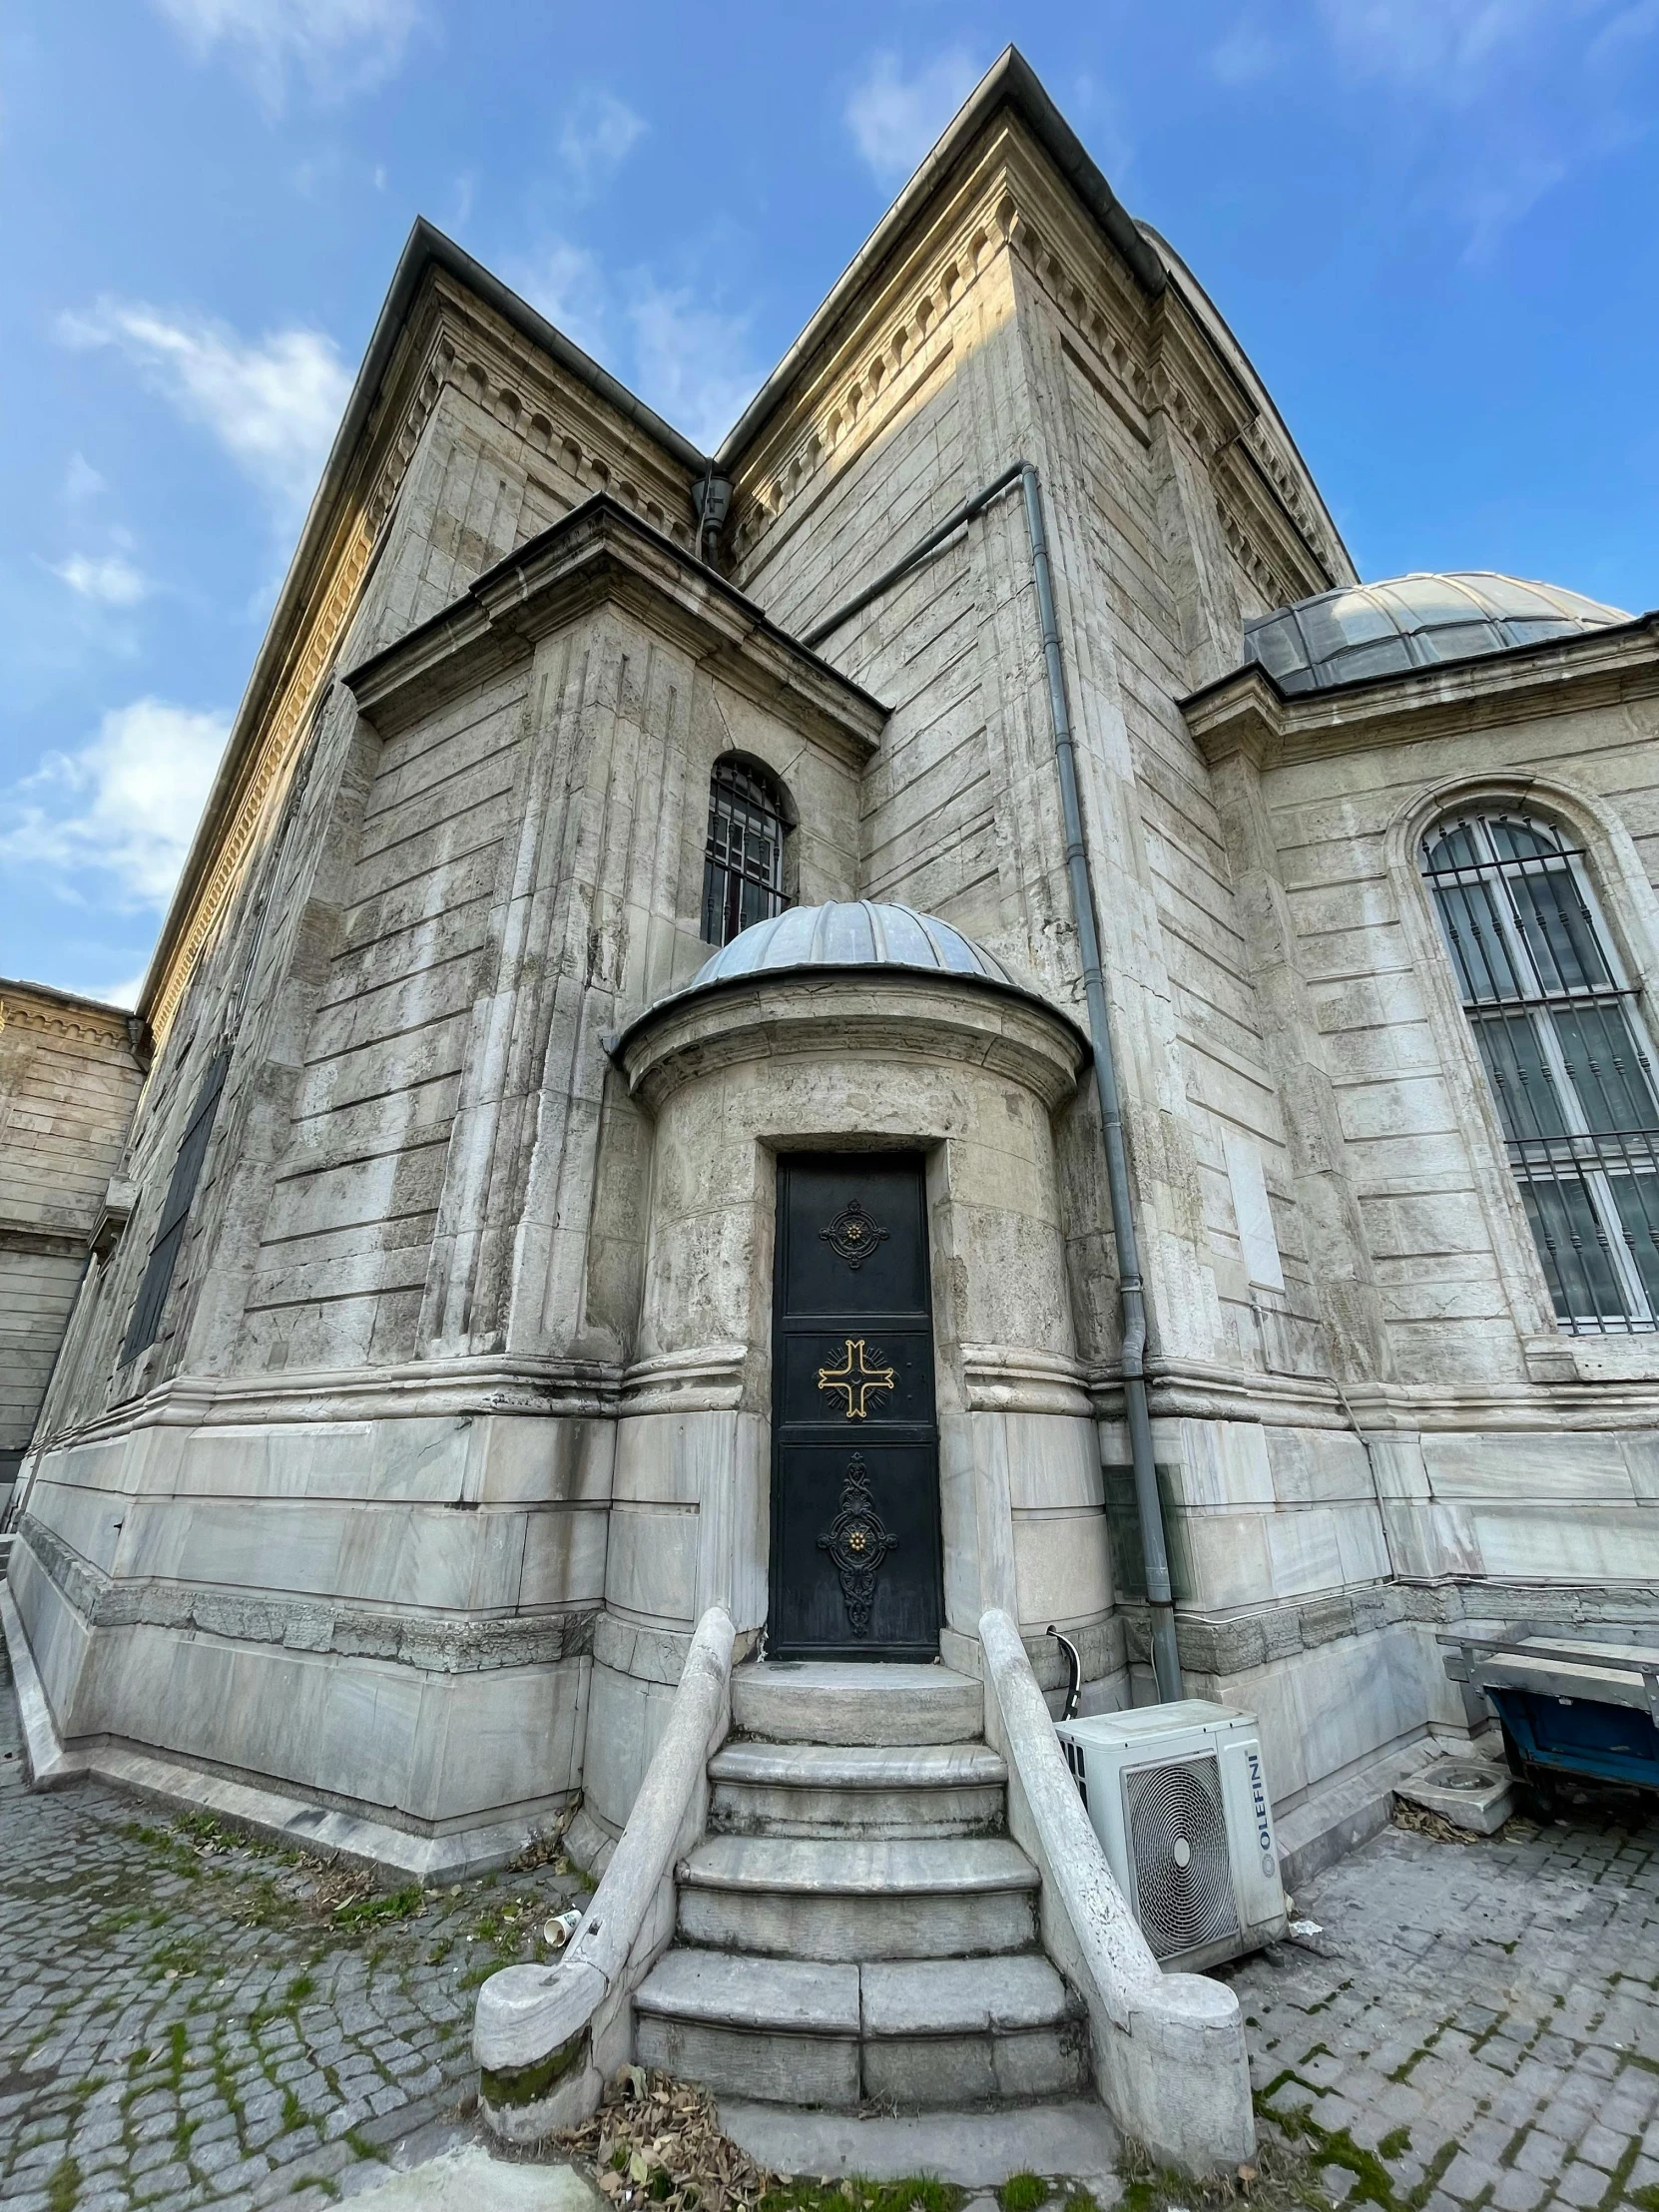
[1440,1624,1659,1800]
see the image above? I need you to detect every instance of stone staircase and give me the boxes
[633,1661,1090,2110]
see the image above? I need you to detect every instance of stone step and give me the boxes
[635,1951,861,2105]
[730,1662,982,1747]
[860,1955,1089,2105]
[634,1949,1088,2109]
[676,1835,1039,1960]
[709,1740,1007,1839]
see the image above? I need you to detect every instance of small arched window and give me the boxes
[1420,808,1659,1332]
[701,757,789,947]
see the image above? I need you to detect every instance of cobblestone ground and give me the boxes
[1226,1790,1659,2212]
[0,1644,589,2212]
[10,1615,1659,2212]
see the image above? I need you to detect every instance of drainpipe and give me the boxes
[804,461,1184,1702]
[692,464,732,567]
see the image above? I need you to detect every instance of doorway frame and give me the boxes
[765,1146,945,1662]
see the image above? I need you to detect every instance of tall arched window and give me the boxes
[1421,808,1659,1331]
[702,757,789,946]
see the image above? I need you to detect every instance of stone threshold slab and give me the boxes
[719,2095,1120,2188]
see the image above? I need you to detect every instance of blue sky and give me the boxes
[2,2,1656,1006]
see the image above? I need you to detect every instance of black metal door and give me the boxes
[770,1153,942,1661]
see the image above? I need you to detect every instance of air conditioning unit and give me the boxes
[1055,1699,1288,1971]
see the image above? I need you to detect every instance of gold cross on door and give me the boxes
[816,1338,897,1419]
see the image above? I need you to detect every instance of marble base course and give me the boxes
[7,1533,590,1847]
[2,1580,575,1882]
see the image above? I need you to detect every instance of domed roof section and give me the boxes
[1244,572,1629,695]
[688,900,1016,990]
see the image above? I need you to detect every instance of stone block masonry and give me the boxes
[0,980,142,1517]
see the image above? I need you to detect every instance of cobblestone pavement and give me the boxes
[0,1645,588,2212]
[9,1613,1659,2212]
[1226,1791,1659,2212]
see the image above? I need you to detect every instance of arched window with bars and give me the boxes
[701,756,790,947]
[1420,807,1659,1332]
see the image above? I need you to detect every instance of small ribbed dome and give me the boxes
[688,900,1015,990]
[1245,571,1629,695]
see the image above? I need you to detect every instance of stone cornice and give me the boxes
[718,45,1163,473]
[0,982,141,1051]
[424,268,700,543]
[726,131,1046,583]
[31,1355,626,1464]
[1086,1348,1659,1429]
[17,1520,599,1675]
[717,41,1344,596]
[616,965,1089,1114]
[723,114,1343,605]
[0,1221,89,1259]
[344,494,886,763]
[1181,614,1659,770]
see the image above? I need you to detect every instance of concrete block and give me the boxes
[1395,1759,1514,1836]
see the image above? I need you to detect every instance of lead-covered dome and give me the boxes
[687,900,1016,989]
[1245,571,1628,695]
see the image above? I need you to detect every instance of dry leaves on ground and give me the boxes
[556,2066,780,2212]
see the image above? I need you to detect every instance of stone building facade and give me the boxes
[0,980,143,1521]
[6,50,1656,1878]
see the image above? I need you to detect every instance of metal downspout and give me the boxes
[1018,465,1183,1704]
[803,461,1184,1702]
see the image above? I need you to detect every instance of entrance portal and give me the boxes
[769,1153,942,1660]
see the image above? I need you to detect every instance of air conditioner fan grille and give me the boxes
[1124,1754,1239,1959]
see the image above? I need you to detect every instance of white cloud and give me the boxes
[1210,21,1278,84]
[628,283,762,453]
[64,452,106,503]
[508,246,760,447]
[516,239,612,359]
[844,49,982,181]
[1315,0,1552,92]
[51,553,153,608]
[1310,0,1653,255]
[150,0,420,107]
[1589,0,1659,64]
[58,300,351,524]
[0,699,228,910]
[558,89,647,197]
[93,970,151,1010]
[1460,153,1570,261]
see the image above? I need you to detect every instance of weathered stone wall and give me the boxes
[1183,649,1659,1629]
[12,87,1653,1862]
[0,982,142,1514]
[11,477,879,1850]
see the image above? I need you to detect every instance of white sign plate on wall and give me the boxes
[1222,1129,1286,1293]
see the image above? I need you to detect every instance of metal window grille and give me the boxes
[701,758,788,947]
[121,1045,231,1365]
[1420,811,1659,1333]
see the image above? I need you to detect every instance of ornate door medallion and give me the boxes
[817,1454,898,1636]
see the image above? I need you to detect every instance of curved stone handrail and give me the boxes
[474,1604,736,2141]
[977,1607,1255,2175]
